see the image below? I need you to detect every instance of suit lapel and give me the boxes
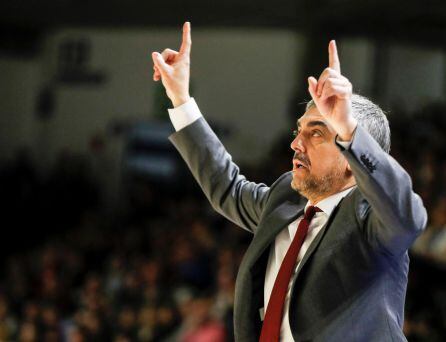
[247,187,353,276]
[292,197,343,279]
[246,200,305,269]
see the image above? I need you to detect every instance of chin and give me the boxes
[291,172,304,188]
[290,178,302,193]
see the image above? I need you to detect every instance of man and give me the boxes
[151,22,427,341]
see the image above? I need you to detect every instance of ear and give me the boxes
[346,161,352,172]
[344,159,354,178]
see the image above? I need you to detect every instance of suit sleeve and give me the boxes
[338,125,428,256]
[169,117,270,234]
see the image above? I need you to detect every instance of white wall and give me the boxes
[38,28,303,166]
[385,44,445,112]
[0,58,41,161]
[339,38,375,97]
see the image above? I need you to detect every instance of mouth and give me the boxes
[292,159,308,171]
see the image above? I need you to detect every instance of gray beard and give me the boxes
[291,167,345,200]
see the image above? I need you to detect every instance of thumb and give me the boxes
[308,76,319,103]
[152,52,169,75]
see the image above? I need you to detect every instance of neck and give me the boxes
[308,179,356,205]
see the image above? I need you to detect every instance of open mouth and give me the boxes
[293,160,308,170]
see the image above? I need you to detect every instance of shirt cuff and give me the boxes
[336,138,352,150]
[335,128,357,150]
[168,97,203,131]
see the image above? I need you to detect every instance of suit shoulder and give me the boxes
[266,171,303,206]
[346,187,372,224]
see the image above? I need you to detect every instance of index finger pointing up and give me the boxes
[179,22,192,56]
[329,40,341,73]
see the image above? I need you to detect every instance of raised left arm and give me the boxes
[338,125,427,255]
[308,40,427,255]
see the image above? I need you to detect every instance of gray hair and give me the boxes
[306,94,391,153]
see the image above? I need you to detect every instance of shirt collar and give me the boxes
[304,186,356,216]
[287,186,356,238]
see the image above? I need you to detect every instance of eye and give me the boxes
[292,129,298,137]
[312,130,322,137]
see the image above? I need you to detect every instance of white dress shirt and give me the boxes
[168,98,355,341]
[265,188,354,341]
[167,97,202,131]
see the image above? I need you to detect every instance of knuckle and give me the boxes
[328,68,339,76]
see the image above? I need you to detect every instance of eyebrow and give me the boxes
[296,120,328,129]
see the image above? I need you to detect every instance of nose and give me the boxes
[290,134,305,153]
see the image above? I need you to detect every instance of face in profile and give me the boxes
[290,106,351,202]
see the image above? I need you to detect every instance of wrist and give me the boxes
[172,95,191,108]
[337,117,358,141]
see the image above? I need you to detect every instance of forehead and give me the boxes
[297,106,324,125]
[297,107,335,133]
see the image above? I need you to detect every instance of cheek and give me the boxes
[310,150,343,174]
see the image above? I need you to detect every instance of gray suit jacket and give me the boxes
[169,117,427,342]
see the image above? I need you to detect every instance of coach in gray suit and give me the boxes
[151,22,427,342]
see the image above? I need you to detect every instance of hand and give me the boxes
[152,22,192,107]
[307,40,357,141]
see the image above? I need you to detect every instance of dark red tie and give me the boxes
[259,205,322,342]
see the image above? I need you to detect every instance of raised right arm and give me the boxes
[169,111,270,233]
[152,22,270,233]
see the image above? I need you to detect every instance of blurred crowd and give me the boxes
[0,102,445,341]
[391,103,446,341]
[0,150,248,341]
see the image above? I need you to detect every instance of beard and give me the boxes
[291,159,346,200]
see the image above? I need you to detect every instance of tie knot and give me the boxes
[304,205,322,220]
